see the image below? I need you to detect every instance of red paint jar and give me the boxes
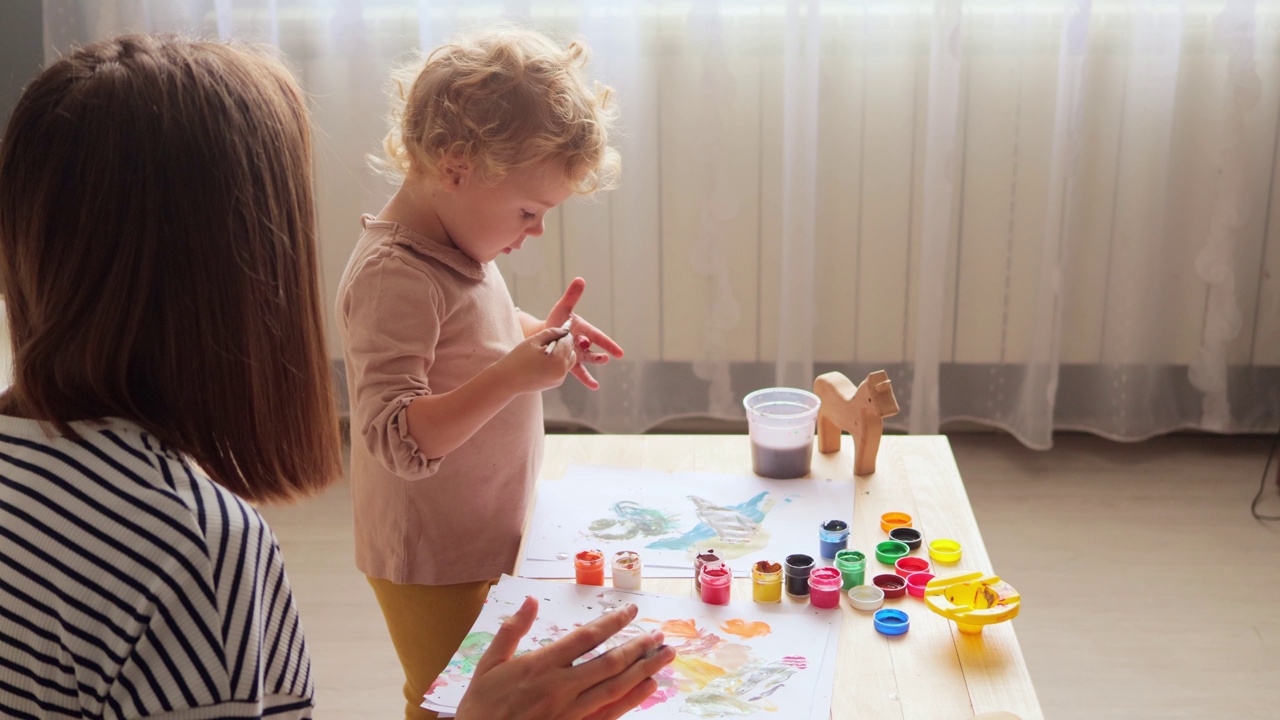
[574,549,605,586]
[699,563,733,605]
[808,567,843,609]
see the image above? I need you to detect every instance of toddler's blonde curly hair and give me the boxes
[374,26,620,194]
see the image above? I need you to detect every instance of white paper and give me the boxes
[520,465,855,578]
[422,575,841,719]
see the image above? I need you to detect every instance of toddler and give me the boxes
[335,26,624,719]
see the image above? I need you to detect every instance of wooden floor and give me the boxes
[259,432,1280,719]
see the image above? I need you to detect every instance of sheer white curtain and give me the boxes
[43,0,1280,446]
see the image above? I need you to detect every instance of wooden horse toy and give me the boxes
[813,370,900,476]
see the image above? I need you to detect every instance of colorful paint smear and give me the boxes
[424,576,838,719]
[630,617,805,717]
[646,492,780,560]
[720,619,772,639]
[442,631,494,676]
[585,501,681,541]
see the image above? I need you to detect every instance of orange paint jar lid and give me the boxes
[880,512,913,533]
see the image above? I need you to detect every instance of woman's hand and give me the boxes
[454,597,675,720]
[544,277,625,390]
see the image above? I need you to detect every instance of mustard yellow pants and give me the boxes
[367,576,495,720]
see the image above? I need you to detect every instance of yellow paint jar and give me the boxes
[751,560,783,603]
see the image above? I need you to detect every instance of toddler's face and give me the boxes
[443,162,575,263]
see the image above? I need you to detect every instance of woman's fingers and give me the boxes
[573,637,675,718]
[472,596,538,678]
[536,603,639,667]
[569,628,666,692]
[581,677,661,720]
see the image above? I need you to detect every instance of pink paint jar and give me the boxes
[808,567,843,609]
[699,563,733,605]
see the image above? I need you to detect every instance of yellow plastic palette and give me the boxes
[923,571,1020,635]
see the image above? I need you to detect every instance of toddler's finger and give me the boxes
[571,363,600,390]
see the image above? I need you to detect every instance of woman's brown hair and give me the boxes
[0,34,341,503]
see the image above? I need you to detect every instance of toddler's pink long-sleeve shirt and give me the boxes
[336,215,543,586]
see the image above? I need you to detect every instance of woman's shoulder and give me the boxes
[0,414,310,718]
[0,415,271,548]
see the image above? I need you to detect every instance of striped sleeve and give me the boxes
[106,458,314,719]
[0,420,314,720]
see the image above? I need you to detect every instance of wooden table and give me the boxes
[538,433,1044,720]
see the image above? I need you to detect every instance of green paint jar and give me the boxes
[834,549,866,590]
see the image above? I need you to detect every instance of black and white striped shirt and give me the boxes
[0,416,314,719]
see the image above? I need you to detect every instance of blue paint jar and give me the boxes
[818,519,849,559]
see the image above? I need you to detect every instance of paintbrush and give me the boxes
[543,318,574,355]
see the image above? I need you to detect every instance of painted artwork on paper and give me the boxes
[521,466,854,578]
[422,575,839,719]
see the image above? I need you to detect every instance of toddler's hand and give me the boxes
[495,326,578,395]
[544,278,626,391]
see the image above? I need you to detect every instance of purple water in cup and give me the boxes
[743,387,821,479]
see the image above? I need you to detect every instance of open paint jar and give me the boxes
[574,550,605,586]
[808,567,843,609]
[743,387,821,479]
[699,563,733,605]
[784,553,815,597]
[834,549,867,590]
[692,549,721,594]
[751,560,783,603]
[611,550,642,590]
[818,519,850,559]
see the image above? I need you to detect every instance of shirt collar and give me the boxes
[360,214,486,280]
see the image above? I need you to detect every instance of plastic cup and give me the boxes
[743,387,821,479]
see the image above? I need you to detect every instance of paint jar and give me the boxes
[692,548,721,594]
[808,567,843,609]
[574,549,605,586]
[743,387,821,479]
[818,519,850,559]
[751,560,783,603]
[834,549,867,590]
[784,553,815,597]
[611,551,642,591]
[699,563,733,605]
